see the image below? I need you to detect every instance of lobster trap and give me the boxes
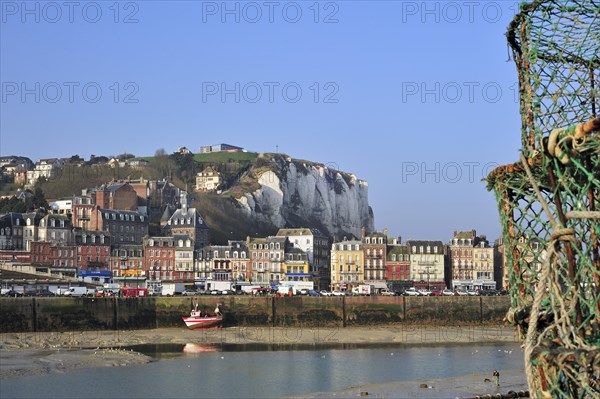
[485,1,600,398]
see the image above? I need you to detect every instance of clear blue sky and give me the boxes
[1,1,525,242]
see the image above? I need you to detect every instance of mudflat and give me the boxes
[1,324,521,380]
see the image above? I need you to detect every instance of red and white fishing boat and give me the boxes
[182,304,223,329]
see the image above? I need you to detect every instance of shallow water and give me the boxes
[1,343,524,399]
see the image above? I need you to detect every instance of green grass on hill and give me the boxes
[142,151,258,164]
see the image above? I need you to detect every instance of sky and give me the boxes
[0,0,526,242]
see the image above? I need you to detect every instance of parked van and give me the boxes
[63,287,94,297]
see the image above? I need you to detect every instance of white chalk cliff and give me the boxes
[234,155,374,238]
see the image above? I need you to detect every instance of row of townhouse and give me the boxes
[0,191,332,288]
[330,228,508,292]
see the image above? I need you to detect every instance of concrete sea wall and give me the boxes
[0,296,510,333]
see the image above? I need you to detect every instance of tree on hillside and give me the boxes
[117,153,135,160]
[30,187,49,211]
[69,154,84,163]
[155,148,167,157]
[87,155,109,165]
[0,197,27,213]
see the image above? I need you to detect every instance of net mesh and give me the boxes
[486,1,600,398]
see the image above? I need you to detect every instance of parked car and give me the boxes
[430,290,443,296]
[442,289,455,296]
[220,289,233,295]
[403,287,420,296]
[466,289,479,296]
[331,290,346,296]
[181,289,198,296]
[418,289,432,296]
[299,289,309,295]
[319,290,332,297]
[480,289,500,296]
[307,290,319,296]
[35,289,55,297]
[455,290,469,296]
[2,290,22,297]
[379,289,395,296]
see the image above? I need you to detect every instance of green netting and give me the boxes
[486,1,600,398]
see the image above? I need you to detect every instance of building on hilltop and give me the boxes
[199,143,243,154]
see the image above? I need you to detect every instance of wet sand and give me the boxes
[293,369,528,399]
[0,324,526,397]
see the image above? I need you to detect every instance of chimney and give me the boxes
[361,226,366,238]
[383,227,388,237]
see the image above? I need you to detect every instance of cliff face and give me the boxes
[234,154,374,238]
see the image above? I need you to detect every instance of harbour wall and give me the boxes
[0,296,510,333]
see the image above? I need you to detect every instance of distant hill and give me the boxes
[32,152,374,243]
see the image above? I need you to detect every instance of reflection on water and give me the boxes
[2,343,524,399]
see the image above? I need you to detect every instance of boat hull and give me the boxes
[182,315,222,329]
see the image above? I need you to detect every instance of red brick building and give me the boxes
[144,236,176,281]
[386,244,411,282]
[74,230,111,272]
[31,242,77,277]
[362,228,388,283]
[110,245,145,286]
[94,182,138,211]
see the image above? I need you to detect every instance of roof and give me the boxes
[387,245,409,256]
[453,230,476,239]
[406,240,444,250]
[160,206,173,222]
[168,207,208,228]
[100,209,146,222]
[276,228,313,237]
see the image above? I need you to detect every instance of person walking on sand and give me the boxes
[493,370,500,387]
